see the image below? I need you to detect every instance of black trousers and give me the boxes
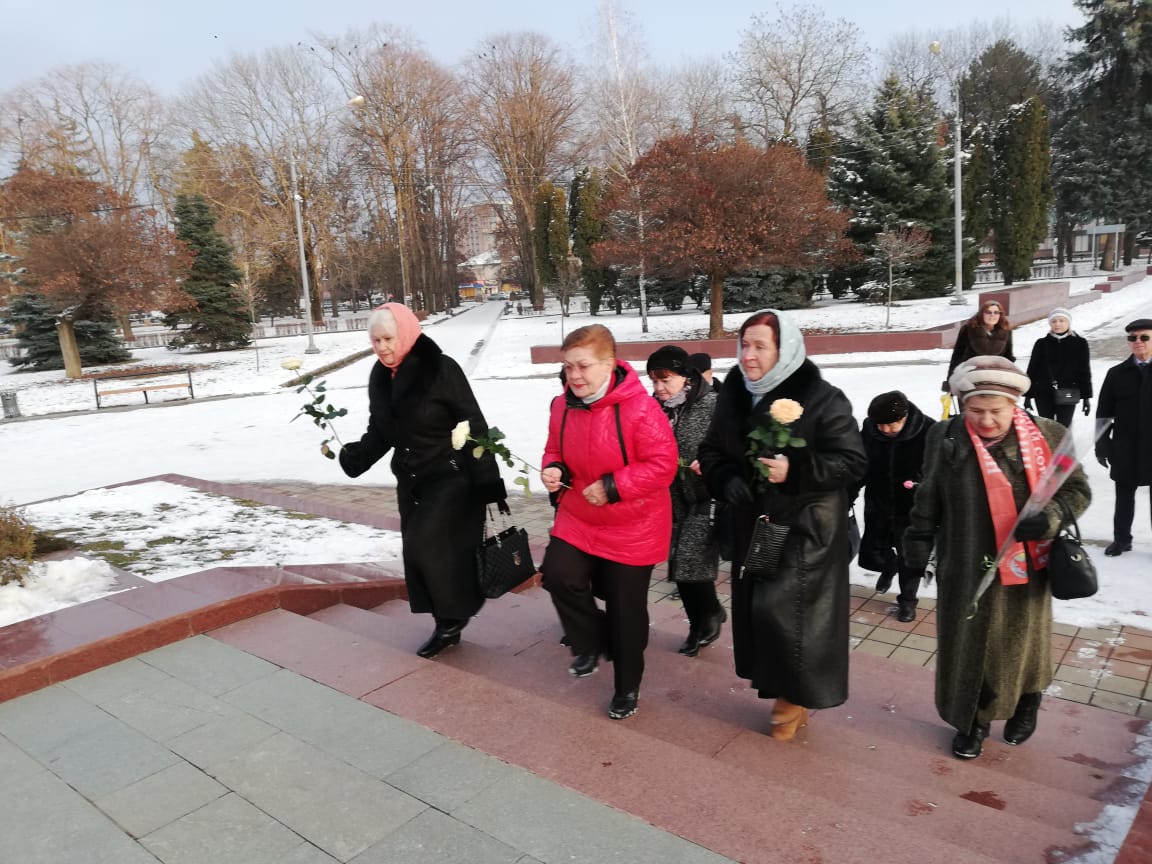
[676,580,722,628]
[1113,483,1152,545]
[1033,393,1077,428]
[541,537,652,695]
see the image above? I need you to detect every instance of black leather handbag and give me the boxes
[1052,386,1081,406]
[742,515,791,581]
[476,516,536,599]
[1047,502,1097,601]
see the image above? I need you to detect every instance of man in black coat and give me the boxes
[1096,318,1152,556]
[853,391,934,621]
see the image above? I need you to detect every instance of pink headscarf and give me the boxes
[376,302,422,370]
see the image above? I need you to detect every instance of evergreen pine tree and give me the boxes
[170,194,251,351]
[568,169,618,315]
[827,77,953,298]
[961,125,994,287]
[3,293,129,370]
[990,99,1052,284]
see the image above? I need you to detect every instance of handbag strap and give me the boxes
[1054,498,1082,542]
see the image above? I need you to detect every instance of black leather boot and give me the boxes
[569,654,599,677]
[678,629,702,657]
[608,691,639,720]
[697,607,727,648]
[416,621,464,659]
[1003,692,1042,745]
[951,722,991,759]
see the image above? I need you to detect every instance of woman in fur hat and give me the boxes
[1024,307,1093,427]
[905,356,1090,760]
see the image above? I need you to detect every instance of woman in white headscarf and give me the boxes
[698,310,867,741]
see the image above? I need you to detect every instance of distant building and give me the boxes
[456,202,507,263]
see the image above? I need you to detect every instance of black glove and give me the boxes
[496,498,511,516]
[337,442,368,478]
[1096,453,1109,469]
[941,379,951,393]
[724,476,754,505]
[1014,511,1049,541]
[1082,399,1091,416]
[1023,397,1033,412]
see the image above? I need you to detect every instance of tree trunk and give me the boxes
[708,270,725,339]
[57,319,83,379]
[119,312,135,342]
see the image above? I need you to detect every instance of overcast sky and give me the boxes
[2,0,1085,95]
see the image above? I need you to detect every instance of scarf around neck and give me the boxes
[965,407,1052,585]
[738,309,806,405]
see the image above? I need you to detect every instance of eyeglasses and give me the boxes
[1128,334,1151,342]
[983,310,1002,316]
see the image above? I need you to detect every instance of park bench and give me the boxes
[92,367,195,409]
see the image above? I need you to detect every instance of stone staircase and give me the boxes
[209,586,1152,864]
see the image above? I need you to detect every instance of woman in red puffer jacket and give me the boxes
[540,324,678,721]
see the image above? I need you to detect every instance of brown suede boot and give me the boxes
[769,697,809,741]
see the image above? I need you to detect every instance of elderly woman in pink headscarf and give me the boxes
[338,303,508,658]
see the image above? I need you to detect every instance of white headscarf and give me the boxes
[737,309,807,404]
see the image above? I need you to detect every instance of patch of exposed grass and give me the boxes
[32,530,76,556]
[79,539,139,569]
[145,536,183,547]
[282,512,320,521]
[154,503,176,512]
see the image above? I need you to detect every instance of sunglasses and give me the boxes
[1128,334,1151,342]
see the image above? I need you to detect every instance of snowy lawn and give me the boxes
[2,273,1151,630]
[0,480,402,628]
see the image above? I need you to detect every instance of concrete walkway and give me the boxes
[0,635,730,864]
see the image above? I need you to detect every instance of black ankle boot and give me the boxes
[569,654,599,677]
[416,621,464,659]
[678,629,701,657]
[1003,692,1042,745]
[608,691,639,720]
[952,722,990,759]
[696,607,728,648]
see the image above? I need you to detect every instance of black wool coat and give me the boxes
[698,360,868,709]
[1025,332,1093,402]
[1096,356,1152,486]
[947,326,1014,380]
[339,334,505,619]
[853,403,934,572]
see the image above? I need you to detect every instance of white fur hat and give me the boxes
[949,355,1031,403]
[1048,307,1073,326]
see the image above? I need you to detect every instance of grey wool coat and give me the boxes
[903,414,1090,732]
[661,372,720,584]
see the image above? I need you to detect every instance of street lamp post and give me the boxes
[930,41,968,306]
[289,152,320,354]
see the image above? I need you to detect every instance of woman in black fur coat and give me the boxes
[1024,307,1092,428]
[338,303,508,658]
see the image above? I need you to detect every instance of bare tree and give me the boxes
[875,225,931,326]
[664,59,738,140]
[463,32,581,310]
[731,3,871,145]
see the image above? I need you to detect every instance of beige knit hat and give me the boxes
[949,355,1031,403]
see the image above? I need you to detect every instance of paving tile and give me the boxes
[138,635,280,696]
[1089,690,1142,715]
[452,769,732,864]
[1137,701,1152,721]
[95,761,228,838]
[349,808,521,864]
[1051,622,1079,637]
[165,708,279,769]
[1095,675,1147,698]
[384,741,522,813]
[62,657,174,704]
[222,668,444,778]
[1078,626,1122,641]
[1045,680,1094,704]
[854,640,895,658]
[900,633,937,652]
[0,732,49,788]
[848,621,875,639]
[102,677,243,742]
[0,765,161,864]
[1054,664,1100,687]
[140,793,337,864]
[888,647,933,667]
[1146,680,1152,701]
[868,627,906,646]
[1107,659,1152,682]
[0,685,179,798]
[208,732,426,861]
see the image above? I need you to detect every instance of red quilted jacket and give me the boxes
[542,362,677,566]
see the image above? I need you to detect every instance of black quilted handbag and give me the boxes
[476,515,537,599]
[742,515,791,582]
[1047,502,1097,601]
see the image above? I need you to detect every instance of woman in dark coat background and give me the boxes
[905,356,1090,760]
[646,345,724,658]
[944,300,1014,393]
[338,303,508,659]
[698,310,867,741]
[1024,307,1093,427]
[853,391,934,623]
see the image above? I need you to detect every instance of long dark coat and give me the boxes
[903,415,1090,732]
[853,402,934,572]
[1025,332,1093,412]
[339,334,505,619]
[699,360,868,709]
[661,371,719,584]
[1096,357,1152,486]
[947,326,1015,380]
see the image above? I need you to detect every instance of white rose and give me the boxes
[769,398,803,425]
[451,420,471,450]
[281,358,303,371]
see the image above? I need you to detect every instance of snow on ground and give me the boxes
[1,273,1151,629]
[1,480,403,628]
